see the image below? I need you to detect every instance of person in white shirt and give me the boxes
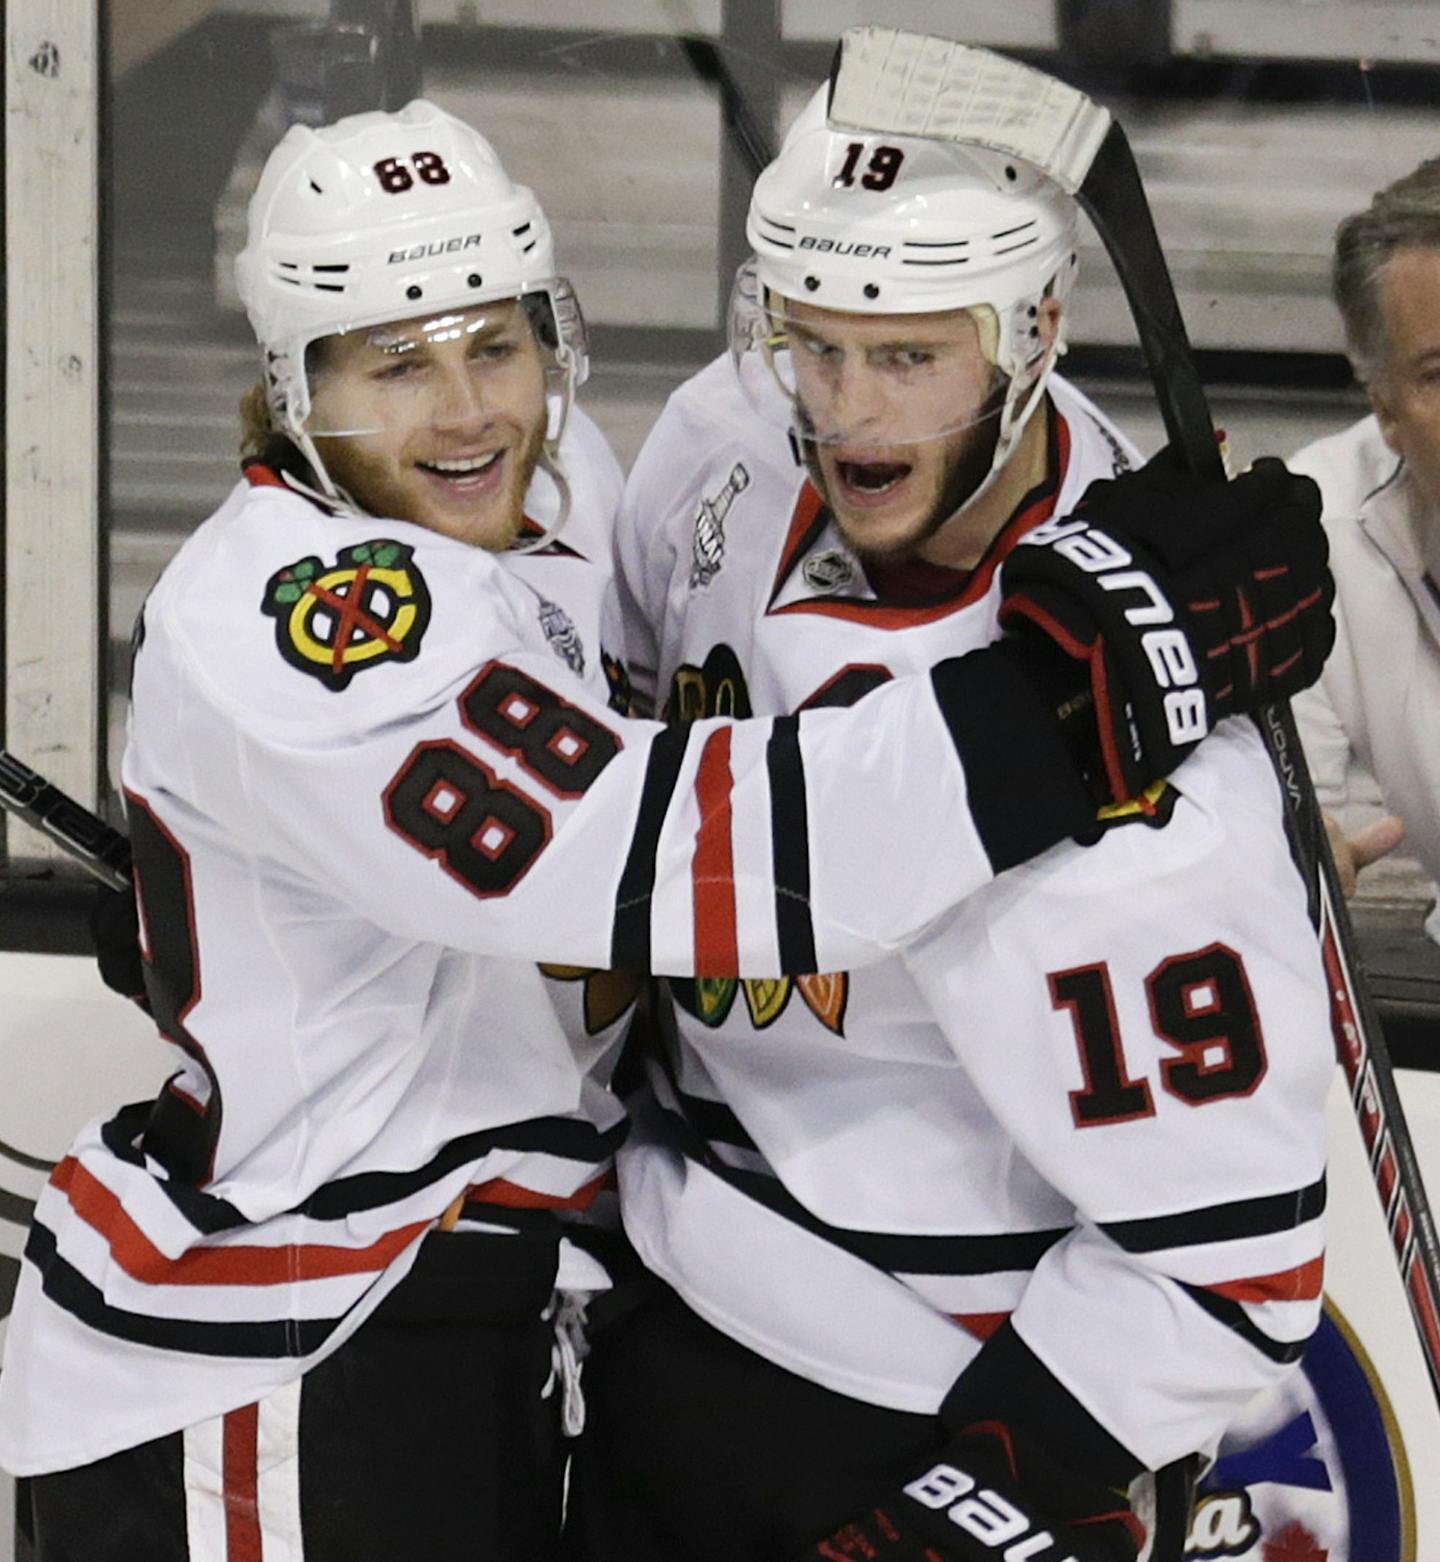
[1292,155,1440,942]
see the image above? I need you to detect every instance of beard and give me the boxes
[801,377,1008,561]
[316,417,547,550]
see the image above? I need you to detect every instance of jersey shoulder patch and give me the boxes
[261,538,432,692]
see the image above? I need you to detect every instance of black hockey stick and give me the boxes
[0,749,131,892]
[829,27,1440,1419]
[1073,122,1440,1412]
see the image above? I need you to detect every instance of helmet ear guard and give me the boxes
[236,98,587,529]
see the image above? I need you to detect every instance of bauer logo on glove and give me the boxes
[1015,510,1209,751]
[903,1460,1078,1559]
[997,450,1333,803]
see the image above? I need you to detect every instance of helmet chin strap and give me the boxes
[508,364,577,554]
[509,445,572,555]
[290,426,348,506]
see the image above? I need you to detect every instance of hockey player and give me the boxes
[0,99,1331,1562]
[567,62,1339,1562]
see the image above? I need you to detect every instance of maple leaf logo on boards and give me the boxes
[1262,1521,1327,1562]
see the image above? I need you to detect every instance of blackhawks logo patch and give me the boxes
[262,539,431,691]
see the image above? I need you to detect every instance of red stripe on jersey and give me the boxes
[464,1169,610,1212]
[222,1402,263,1562]
[691,727,739,976]
[241,460,288,490]
[949,1310,1011,1342]
[770,481,827,598]
[1207,1254,1325,1304]
[52,1157,428,1286]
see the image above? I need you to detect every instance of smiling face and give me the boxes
[305,299,548,550]
[780,300,1004,557]
[1370,245,1440,524]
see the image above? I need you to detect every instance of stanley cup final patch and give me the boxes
[691,463,750,588]
[262,539,432,692]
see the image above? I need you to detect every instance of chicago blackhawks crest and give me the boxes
[262,539,431,692]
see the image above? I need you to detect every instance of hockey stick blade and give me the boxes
[0,749,131,892]
[830,27,1440,1417]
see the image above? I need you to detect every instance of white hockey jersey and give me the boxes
[614,358,1336,1473]
[0,404,1100,1475]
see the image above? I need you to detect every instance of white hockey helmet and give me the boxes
[236,99,587,500]
[730,83,1078,476]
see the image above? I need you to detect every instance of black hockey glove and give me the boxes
[997,451,1333,803]
[90,882,151,1013]
[796,1420,1141,1562]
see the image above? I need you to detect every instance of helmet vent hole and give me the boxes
[467,272,483,287]
[513,222,531,236]
[1004,165,1017,182]
[308,179,323,195]
[863,283,880,300]
[804,276,820,292]
[406,284,423,301]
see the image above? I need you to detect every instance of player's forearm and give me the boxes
[241,644,1097,979]
[994,1220,1324,1473]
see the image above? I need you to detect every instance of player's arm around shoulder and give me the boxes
[130,482,1008,976]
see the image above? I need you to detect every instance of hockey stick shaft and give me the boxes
[1079,123,1440,1406]
[832,21,1440,1412]
[825,35,1440,1552]
[0,749,131,892]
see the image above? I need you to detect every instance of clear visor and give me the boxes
[302,289,583,440]
[728,263,1006,452]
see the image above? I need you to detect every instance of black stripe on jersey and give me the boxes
[1180,1281,1310,1364]
[101,1107,249,1235]
[730,1160,1066,1275]
[98,1103,624,1233]
[24,1220,342,1359]
[658,1101,1064,1275]
[672,1085,760,1153]
[301,1115,627,1222]
[1099,1177,1326,1254]
[767,716,817,973]
[612,725,693,970]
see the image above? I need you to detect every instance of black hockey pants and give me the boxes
[25,1228,567,1562]
[563,1274,946,1562]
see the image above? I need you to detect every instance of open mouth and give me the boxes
[834,457,913,500]
[416,450,505,490]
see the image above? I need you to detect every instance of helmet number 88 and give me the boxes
[835,142,905,192]
[373,151,452,193]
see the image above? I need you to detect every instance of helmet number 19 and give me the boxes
[373,151,453,193]
[834,142,906,192]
